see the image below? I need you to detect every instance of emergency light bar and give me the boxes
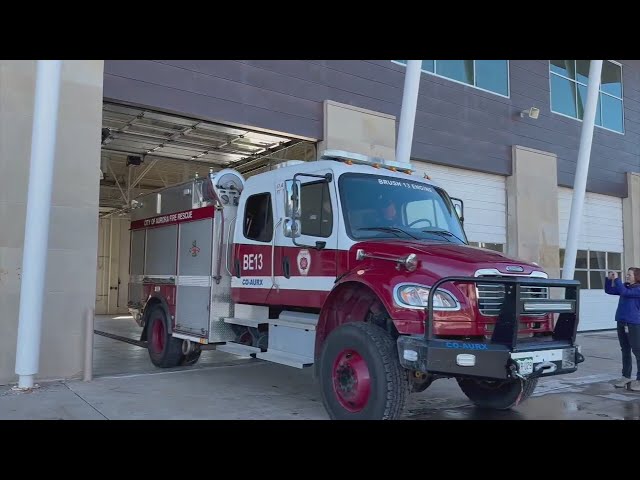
[320,149,414,174]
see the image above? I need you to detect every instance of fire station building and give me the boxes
[1,60,639,385]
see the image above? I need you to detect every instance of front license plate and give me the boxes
[516,357,534,375]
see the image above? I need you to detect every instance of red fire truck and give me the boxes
[127,150,584,420]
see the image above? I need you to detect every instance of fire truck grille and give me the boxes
[476,277,549,317]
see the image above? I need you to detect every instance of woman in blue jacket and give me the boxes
[605,268,640,391]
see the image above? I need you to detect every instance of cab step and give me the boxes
[256,350,314,369]
[216,343,261,357]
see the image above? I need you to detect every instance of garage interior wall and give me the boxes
[558,187,624,331]
[0,60,104,385]
[95,217,130,315]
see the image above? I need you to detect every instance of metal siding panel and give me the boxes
[130,229,145,275]
[178,218,213,276]
[145,225,178,275]
[106,60,320,121]
[175,286,210,336]
[103,73,322,140]
[104,59,640,197]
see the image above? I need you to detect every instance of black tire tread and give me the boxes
[457,376,538,410]
[147,304,183,368]
[320,322,409,420]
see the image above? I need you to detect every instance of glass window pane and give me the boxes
[575,270,589,289]
[421,60,434,72]
[576,250,588,269]
[243,193,273,243]
[590,271,605,290]
[551,60,576,79]
[300,182,332,238]
[551,75,577,118]
[601,95,624,132]
[577,84,602,124]
[601,61,622,97]
[590,251,606,270]
[608,252,622,270]
[559,248,565,267]
[475,60,508,95]
[436,60,474,85]
[576,60,590,84]
[395,60,407,65]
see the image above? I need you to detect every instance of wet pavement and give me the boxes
[1,316,639,420]
[404,378,640,420]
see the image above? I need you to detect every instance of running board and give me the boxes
[216,343,261,357]
[256,350,314,369]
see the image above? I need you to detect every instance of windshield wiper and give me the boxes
[357,226,419,240]
[421,228,465,244]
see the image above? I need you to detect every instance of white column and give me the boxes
[14,60,63,389]
[395,60,422,165]
[561,60,603,280]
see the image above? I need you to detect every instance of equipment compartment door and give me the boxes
[175,218,213,337]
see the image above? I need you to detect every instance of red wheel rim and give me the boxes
[332,349,371,412]
[151,316,165,353]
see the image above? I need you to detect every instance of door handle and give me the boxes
[282,257,290,279]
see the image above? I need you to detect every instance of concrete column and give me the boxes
[506,145,561,278]
[623,172,640,269]
[317,100,396,160]
[0,60,104,385]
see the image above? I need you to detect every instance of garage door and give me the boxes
[413,161,507,251]
[558,187,624,331]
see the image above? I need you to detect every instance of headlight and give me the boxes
[394,284,460,310]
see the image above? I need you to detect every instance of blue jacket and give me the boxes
[604,278,640,324]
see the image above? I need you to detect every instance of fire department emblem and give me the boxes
[297,249,311,276]
[189,240,200,257]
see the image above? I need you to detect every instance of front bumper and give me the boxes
[401,274,584,381]
[397,336,585,380]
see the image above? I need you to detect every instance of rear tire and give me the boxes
[318,322,409,420]
[146,304,183,368]
[457,377,538,410]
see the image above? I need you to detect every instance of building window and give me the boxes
[393,60,509,97]
[469,242,504,253]
[549,60,624,134]
[243,193,273,242]
[559,248,623,290]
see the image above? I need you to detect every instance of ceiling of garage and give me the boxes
[100,103,316,214]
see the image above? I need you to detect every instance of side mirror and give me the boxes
[284,179,302,238]
[285,179,302,219]
[283,218,301,238]
[451,197,464,223]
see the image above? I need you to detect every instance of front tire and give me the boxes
[318,322,409,420]
[457,377,538,410]
[146,304,183,368]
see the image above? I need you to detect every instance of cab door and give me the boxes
[267,168,338,309]
[232,190,275,305]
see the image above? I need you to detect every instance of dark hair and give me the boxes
[631,267,640,284]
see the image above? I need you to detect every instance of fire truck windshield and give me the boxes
[338,173,467,244]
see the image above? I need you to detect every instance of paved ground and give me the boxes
[1,316,638,420]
